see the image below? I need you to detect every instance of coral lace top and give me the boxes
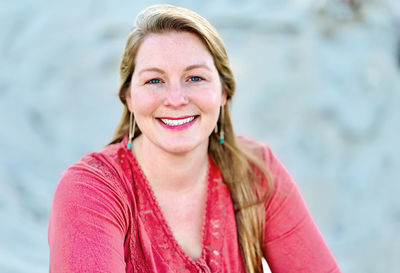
[48,136,341,272]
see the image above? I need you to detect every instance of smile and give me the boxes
[160,116,196,126]
[157,115,198,130]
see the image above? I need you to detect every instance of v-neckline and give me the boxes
[128,150,213,265]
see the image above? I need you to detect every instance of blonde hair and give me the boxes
[109,5,273,273]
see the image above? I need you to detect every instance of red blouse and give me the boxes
[48,136,341,272]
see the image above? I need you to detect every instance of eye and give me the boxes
[146,78,162,85]
[189,76,203,82]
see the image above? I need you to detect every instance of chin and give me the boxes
[162,144,198,155]
[159,138,208,155]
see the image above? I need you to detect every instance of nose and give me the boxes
[163,82,189,107]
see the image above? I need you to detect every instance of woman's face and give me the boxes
[126,31,226,155]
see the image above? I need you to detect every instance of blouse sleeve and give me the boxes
[261,146,341,273]
[48,155,129,273]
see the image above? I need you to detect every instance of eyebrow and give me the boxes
[138,63,211,76]
[138,67,165,76]
[183,64,211,72]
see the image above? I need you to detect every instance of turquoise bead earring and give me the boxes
[214,105,224,144]
[220,105,224,144]
[127,111,136,149]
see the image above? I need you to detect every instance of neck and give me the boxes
[132,135,209,192]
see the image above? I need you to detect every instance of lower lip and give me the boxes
[157,116,198,130]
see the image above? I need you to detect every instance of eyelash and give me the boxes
[146,78,162,85]
[189,76,203,82]
[145,76,204,85]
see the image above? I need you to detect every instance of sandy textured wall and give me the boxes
[1,0,399,272]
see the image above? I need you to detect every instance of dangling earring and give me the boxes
[219,105,224,144]
[127,111,136,149]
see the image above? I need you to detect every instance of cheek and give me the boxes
[131,90,161,115]
[193,86,223,111]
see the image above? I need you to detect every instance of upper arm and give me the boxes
[262,146,341,273]
[48,161,128,273]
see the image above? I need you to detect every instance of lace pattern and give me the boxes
[118,137,235,272]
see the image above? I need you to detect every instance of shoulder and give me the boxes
[56,140,131,203]
[50,140,133,233]
[49,141,132,271]
[236,135,290,176]
[236,135,277,170]
[236,135,271,161]
[236,135,297,205]
[64,141,122,177]
[74,141,125,176]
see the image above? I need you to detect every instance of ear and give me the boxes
[125,87,134,112]
[221,89,228,106]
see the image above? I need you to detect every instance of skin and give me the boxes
[126,31,227,260]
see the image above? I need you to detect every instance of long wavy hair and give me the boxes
[109,5,273,273]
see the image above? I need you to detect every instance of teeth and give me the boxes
[160,116,195,126]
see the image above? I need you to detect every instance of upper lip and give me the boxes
[157,115,198,120]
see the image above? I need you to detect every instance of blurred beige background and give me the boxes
[1,0,399,272]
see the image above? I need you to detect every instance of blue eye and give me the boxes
[147,79,161,84]
[190,76,202,82]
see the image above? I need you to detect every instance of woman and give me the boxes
[48,5,341,273]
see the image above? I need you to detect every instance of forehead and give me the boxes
[134,31,215,70]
